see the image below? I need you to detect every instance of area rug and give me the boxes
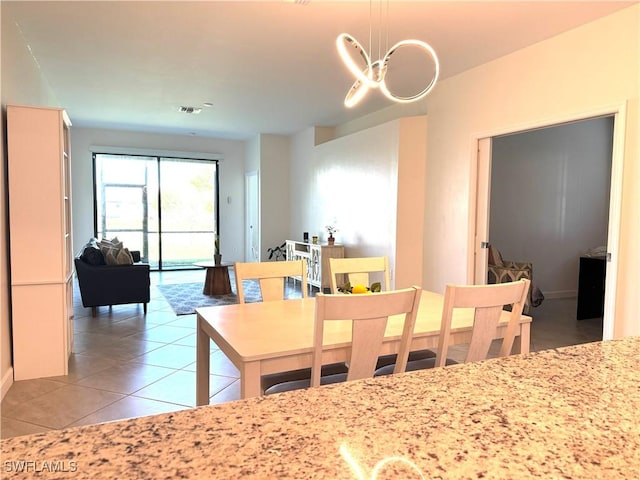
[157,280,261,315]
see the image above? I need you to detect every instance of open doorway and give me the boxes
[472,105,626,347]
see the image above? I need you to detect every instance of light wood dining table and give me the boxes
[196,290,532,405]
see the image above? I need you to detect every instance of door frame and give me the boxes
[245,170,260,262]
[469,101,627,341]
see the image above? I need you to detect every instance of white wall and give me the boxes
[1,7,62,399]
[490,117,613,297]
[70,128,246,263]
[289,122,401,281]
[423,5,639,337]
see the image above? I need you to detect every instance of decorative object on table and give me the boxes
[303,232,309,243]
[214,234,222,266]
[335,0,439,107]
[338,281,381,294]
[267,242,287,261]
[312,235,318,245]
[325,225,338,245]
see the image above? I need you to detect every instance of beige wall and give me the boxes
[289,117,427,288]
[423,5,639,337]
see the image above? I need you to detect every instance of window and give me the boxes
[93,153,219,270]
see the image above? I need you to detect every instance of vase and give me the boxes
[214,253,222,266]
[328,236,335,246]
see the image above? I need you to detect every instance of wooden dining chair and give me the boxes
[328,256,390,293]
[329,256,436,369]
[233,260,348,392]
[264,286,422,394]
[234,260,308,304]
[375,278,531,375]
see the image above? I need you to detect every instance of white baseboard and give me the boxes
[1,367,14,401]
[542,290,577,300]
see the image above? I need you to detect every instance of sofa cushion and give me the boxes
[81,244,106,266]
[104,247,134,266]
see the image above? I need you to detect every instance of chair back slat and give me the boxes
[311,286,422,387]
[234,260,307,304]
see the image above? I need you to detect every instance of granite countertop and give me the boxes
[2,337,639,479]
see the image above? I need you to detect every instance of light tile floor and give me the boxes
[1,273,602,439]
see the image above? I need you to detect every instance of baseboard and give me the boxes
[1,366,14,401]
[542,290,577,300]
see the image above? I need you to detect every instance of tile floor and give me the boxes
[1,273,603,439]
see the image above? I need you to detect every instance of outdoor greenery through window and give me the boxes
[93,153,219,270]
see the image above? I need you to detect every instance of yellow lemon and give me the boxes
[352,284,368,294]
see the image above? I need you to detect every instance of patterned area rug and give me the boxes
[157,280,260,315]
[157,279,303,315]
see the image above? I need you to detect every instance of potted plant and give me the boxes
[325,225,338,245]
[214,234,222,265]
[267,242,287,261]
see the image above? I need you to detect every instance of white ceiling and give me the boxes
[3,1,634,139]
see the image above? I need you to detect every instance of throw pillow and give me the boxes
[116,248,134,265]
[104,248,119,266]
[81,244,106,266]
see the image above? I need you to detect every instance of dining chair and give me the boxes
[233,260,349,392]
[329,256,436,369]
[328,256,390,294]
[264,286,422,395]
[234,259,308,304]
[375,278,531,375]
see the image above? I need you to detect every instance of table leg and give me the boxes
[240,361,262,399]
[196,315,211,406]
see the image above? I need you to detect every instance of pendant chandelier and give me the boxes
[336,1,440,108]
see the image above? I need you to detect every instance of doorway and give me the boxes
[94,153,220,270]
[472,105,627,342]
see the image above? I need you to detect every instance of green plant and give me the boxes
[214,234,220,255]
[267,242,287,261]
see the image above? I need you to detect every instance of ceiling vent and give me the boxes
[178,106,202,114]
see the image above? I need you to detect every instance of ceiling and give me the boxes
[3,1,635,140]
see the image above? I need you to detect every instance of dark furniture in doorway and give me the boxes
[576,256,606,320]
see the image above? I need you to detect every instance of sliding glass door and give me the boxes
[94,153,219,270]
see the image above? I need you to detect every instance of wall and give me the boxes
[1,7,61,399]
[70,128,246,263]
[423,5,639,337]
[490,117,613,297]
[289,117,427,288]
[258,134,290,260]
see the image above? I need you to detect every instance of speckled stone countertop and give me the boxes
[2,337,639,479]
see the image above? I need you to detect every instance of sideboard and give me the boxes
[285,240,344,291]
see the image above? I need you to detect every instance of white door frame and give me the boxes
[469,102,627,341]
[245,170,260,262]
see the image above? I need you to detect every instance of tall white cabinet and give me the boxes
[8,105,74,380]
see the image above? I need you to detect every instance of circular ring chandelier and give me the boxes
[335,3,440,108]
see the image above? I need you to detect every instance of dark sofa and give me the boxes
[75,240,150,317]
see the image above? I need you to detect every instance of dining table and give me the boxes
[196,289,532,404]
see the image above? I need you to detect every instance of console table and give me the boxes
[285,240,344,291]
